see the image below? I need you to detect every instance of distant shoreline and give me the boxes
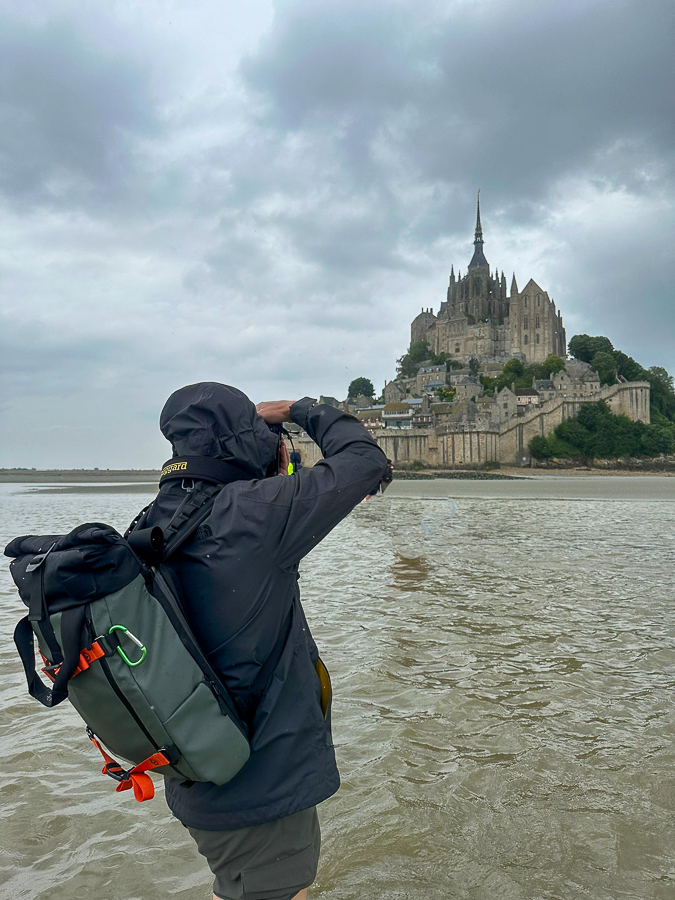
[0,470,160,483]
[1,465,671,484]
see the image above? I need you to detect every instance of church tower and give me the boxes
[410,192,566,365]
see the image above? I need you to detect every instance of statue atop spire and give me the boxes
[468,189,489,269]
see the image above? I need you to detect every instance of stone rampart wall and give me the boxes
[292,381,651,469]
[498,381,650,465]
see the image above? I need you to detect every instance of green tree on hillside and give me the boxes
[347,377,375,399]
[613,351,643,382]
[397,340,431,378]
[529,400,675,460]
[502,358,525,380]
[645,367,675,420]
[590,351,617,386]
[569,333,675,423]
[435,386,456,402]
[568,334,614,363]
[428,351,464,370]
[539,354,566,377]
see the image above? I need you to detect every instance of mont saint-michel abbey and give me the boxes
[292,195,650,467]
[411,196,567,364]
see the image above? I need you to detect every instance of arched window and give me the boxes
[524,334,528,345]
[536,333,540,343]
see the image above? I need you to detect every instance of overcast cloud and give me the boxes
[0,0,673,467]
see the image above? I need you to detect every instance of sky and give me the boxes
[0,0,673,468]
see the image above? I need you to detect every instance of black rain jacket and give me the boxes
[139,383,389,831]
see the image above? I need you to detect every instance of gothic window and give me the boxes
[524,297,528,307]
[455,345,460,353]
[524,316,528,329]
[536,294,541,306]
[535,315,540,328]
[524,334,528,344]
[536,333,540,343]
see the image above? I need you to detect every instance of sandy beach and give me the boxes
[1,464,672,485]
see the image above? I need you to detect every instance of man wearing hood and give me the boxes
[140,384,389,900]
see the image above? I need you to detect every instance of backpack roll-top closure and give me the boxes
[6,524,143,615]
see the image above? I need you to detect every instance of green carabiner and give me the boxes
[108,624,147,667]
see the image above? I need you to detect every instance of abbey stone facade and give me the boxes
[411,196,567,364]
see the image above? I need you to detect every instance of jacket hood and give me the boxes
[160,382,279,479]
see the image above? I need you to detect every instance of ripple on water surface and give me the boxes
[0,482,674,900]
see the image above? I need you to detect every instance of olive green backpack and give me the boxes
[5,485,287,802]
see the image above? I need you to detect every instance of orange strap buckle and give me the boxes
[87,729,171,802]
[40,641,106,683]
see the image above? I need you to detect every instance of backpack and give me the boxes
[5,481,289,802]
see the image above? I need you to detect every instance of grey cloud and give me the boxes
[0,17,158,206]
[1,0,673,467]
[241,0,674,218]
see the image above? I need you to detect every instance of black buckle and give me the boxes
[102,761,129,783]
[26,543,57,573]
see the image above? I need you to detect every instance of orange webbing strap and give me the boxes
[87,731,170,802]
[41,641,106,683]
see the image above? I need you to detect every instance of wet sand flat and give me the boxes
[387,474,675,501]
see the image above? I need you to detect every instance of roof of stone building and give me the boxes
[515,388,539,396]
[418,364,445,374]
[564,359,592,377]
[383,402,411,411]
[431,402,455,413]
[357,409,383,420]
[535,379,555,390]
[457,375,480,385]
[521,278,546,296]
[319,395,341,407]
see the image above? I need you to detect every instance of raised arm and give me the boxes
[242,398,389,569]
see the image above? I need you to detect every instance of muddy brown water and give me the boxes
[0,479,674,900]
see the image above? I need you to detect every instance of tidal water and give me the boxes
[0,478,673,900]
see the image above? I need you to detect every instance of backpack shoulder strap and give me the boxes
[125,484,223,563]
[161,484,222,560]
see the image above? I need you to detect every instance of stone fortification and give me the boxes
[293,381,650,468]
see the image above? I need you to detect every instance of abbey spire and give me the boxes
[410,192,567,366]
[468,190,489,269]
